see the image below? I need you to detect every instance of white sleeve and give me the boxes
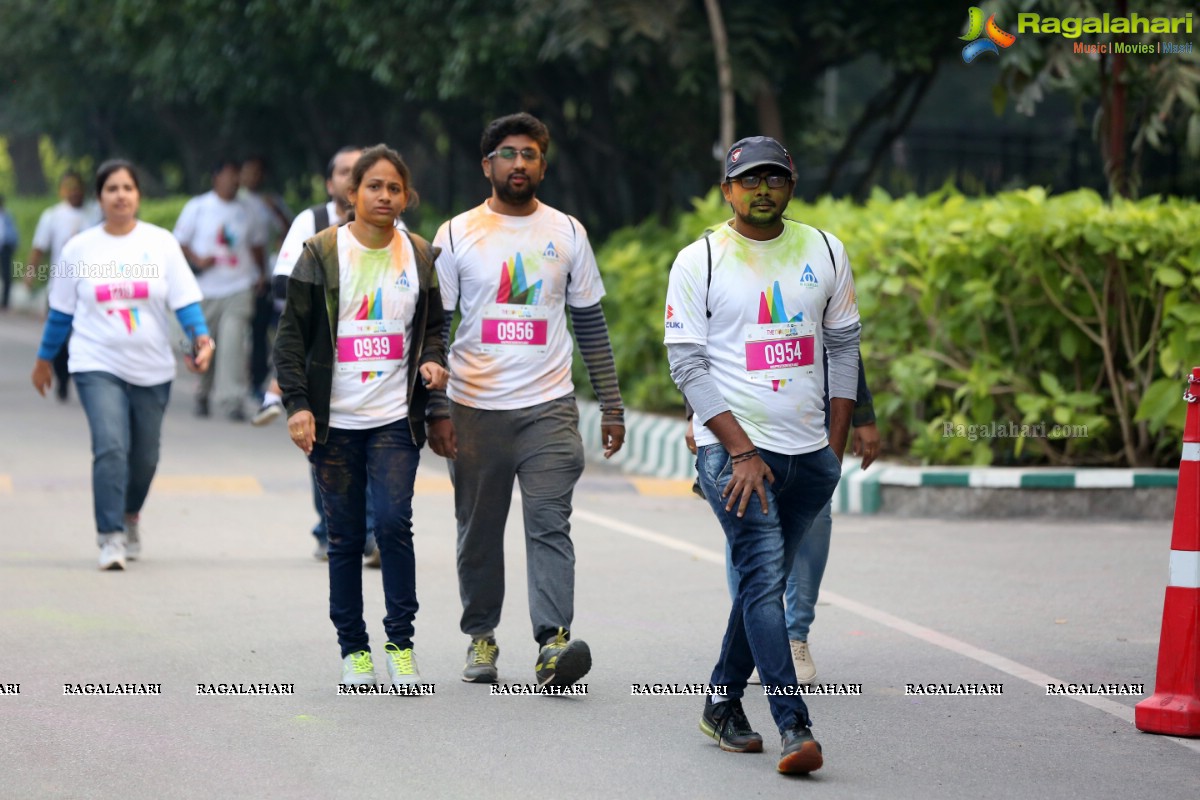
[161,229,204,309]
[663,246,708,346]
[32,210,53,253]
[173,199,199,249]
[823,237,860,330]
[47,236,81,315]
[564,217,605,308]
[432,221,458,312]
[273,210,315,278]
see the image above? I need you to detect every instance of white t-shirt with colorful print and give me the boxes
[433,201,606,411]
[48,222,203,386]
[328,226,419,430]
[664,220,860,455]
[173,191,267,299]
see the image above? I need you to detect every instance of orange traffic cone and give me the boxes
[1135,367,1200,737]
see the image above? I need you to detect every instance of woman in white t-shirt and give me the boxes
[31,160,215,571]
[274,145,449,688]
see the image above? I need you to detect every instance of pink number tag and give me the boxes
[337,333,404,364]
[745,335,814,372]
[95,282,150,303]
[481,318,548,346]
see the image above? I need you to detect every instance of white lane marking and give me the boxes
[573,507,1200,755]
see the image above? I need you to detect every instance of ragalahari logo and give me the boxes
[960,7,1016,63]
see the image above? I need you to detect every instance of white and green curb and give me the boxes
[576,399,1178,515]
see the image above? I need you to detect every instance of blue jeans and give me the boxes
[311,469,376,550]
[698,444,841,732]
[725,499,833,641]
[73,371,170,534]
[310,419,420,657]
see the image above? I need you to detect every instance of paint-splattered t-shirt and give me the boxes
[433,201,605,410]
[49,222,203,386]
[173,190,267,299]
[664,220,859,455]
[328,225,419,429]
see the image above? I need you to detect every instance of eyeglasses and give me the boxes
[734,173,791,189]
[486,147,543,162]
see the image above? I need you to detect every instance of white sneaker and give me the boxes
[384,643,420,686]
[124,514,141,560]
[791,640,817,685]
[98,533,127,571]
[341,650,377,686]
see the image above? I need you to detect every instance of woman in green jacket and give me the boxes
[274,144,448,688]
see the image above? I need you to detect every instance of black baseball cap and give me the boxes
[724,136,796,180]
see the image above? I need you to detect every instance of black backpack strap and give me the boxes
[402,230,435,273]
[817,228,836,276]
[447,218,455,254]
[309,203,330,232]
[703,229,714,319]
[817,228,837,319]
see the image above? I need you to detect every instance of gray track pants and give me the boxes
[449,395,585,645]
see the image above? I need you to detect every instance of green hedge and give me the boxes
[7,196,192,285]
[585,188,1200,467]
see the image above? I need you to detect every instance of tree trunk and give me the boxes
[755,82,784,143]
[703,0,735,162]
[8,133,47,196]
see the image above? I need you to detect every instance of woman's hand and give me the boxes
[420,362,449,391]
[287,410,316,456]
[685,417,696,455]
[31,359,53,396]
[185,335,215,373]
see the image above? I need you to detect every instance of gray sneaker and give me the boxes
[251,401,283,426]
[384,643,420,686]
[313,540,329,561]
[97,533,127,571]
[124,514,141,560]
[462,636,500,683]
[341,650,376,686]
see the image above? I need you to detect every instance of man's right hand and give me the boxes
[721,453,775,518]
[428,417,457,460]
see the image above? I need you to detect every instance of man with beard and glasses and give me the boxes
[664,136,860,775]
[427,112,625,688]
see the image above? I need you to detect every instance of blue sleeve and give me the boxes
[37,309,74,360]
[174,302,209,339]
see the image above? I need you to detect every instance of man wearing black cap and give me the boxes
[664,136,860,774]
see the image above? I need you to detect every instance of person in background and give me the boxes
[251,146,380,567]
[274,144,448,687]
[30,171,92,400]
[0,194,18,310]
[174,159,267,421]
[240,155,293,399]
[31,159,213,570]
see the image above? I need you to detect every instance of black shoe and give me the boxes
[226,407,247,422]
[535,627,591,686]
[195,398,210,418]
[700,697,764,753]
[777,724,823,774]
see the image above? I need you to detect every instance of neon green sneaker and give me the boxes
[341,650,376,686]
[535,627,591,687]
[384,643,420,686]
[462,636,500,683]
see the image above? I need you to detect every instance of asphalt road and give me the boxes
[1,312,1197,799]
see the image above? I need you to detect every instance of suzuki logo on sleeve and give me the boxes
[665,304,683,329]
